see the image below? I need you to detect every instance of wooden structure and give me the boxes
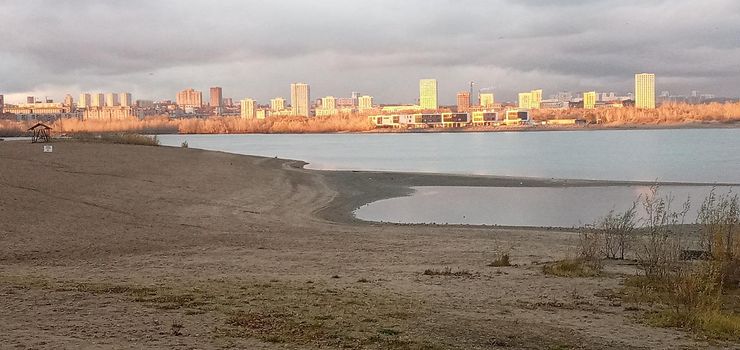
[28,123,52,143]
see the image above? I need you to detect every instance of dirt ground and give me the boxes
[0,141,735,349]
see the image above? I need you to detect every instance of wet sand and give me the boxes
[0,141,732,349]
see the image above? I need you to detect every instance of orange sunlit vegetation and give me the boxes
[531,102,740,125]
[1,102,739,137]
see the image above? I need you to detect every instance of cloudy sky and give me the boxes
[1,0,739,104]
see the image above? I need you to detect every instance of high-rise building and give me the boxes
[63,94,74,108]
[26,96,35,104]
[583,91,597,109]
[321,96,336,110]
[119,92,132,107]
[176,88,203,108]
[290,83,310,116]
[270,97,286,112]
[223,97,234,107]
[479,92,495,108]
[0,94,4,114]
[419,79,438,110]
[358,95,374,110]
[240,98,256,119]
[78,93,91,108]
[92,93,104,107]
[635,73,656,109]
[530,89,542,109]
[351,91,361,106]
[210,87,223,107]
[456,91,471,112]
[105,92,119,107]
[518,92,532,109]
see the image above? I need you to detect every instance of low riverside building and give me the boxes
[83,106,137,121]
[4,102,78,122]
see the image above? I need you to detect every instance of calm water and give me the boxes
[158,129,740,183]
[354,186,736,227]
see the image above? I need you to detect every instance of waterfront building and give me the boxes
[210,87,223,108]
[290,83,310,116]
[635,73,656,109]
[419,79,438,110]
[26,96,35,104]
[91,93,104,107]
[63,94,74,108]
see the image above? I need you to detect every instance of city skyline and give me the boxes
[1,1,738,104]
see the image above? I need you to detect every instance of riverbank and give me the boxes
[0,141,734,349]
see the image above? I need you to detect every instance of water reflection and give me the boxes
[354,186,736,228]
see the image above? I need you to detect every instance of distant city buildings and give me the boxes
[63,94,74,108]
[316,96,338,116]
[635,73,656,109]
[92,93,104,108]
[176,88,203,108]
[270,97,286,112]
[518,92,532,109]
[518,90,542,109]
[78,93,91,108]
[530,89,542,109]
[119,92,132,107]
[479,92,495,109]
[358,95,374,111]
[105,93,119,107]
[290,83,310,117]
[240,98,256,119]
[0,94,4,114]
[583,91,597,109]
[210,87,223,114]
[456,91,470,112]
[419,79,438,110]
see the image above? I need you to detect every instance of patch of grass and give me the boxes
[422,267,473,277]
[488,254,512,267]
[72,133,160,146]
[647,309,740,341]
[542,258,602,277]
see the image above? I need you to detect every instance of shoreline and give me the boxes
[312,168,740,227]
[1,141,736,349]
[2,120,739,139]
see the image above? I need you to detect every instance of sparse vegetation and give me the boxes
[591,186,740,341]
[542,258,602,277]
[488,253,512,267]
[180,140,189,148]
[72,133,160,146]
[422,267,473,277]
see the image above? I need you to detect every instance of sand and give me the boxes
[0,141,733,349]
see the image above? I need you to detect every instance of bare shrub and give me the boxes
[594,203,639,260]
[635,185,690,279]
[697,189,740,262]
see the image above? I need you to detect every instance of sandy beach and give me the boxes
[0,141,734,349]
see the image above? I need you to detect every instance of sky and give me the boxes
[1,0,739,105]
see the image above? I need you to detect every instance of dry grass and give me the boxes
[487,253,512,267]
[422,267,474,277]
[542,258,602,278]
[72,133,160,146]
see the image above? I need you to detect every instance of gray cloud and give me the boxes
[1,0,739,104]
